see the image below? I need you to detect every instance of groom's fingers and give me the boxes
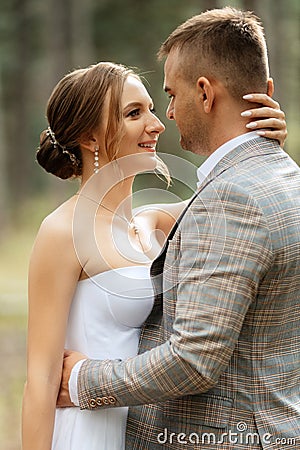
[56,349,88,407]
[56,352,75,408]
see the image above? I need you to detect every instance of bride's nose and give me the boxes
[146,115,165,134]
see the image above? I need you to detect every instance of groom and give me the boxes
[59,7,300,449]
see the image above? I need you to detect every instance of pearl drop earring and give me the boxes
[94,146,99,173]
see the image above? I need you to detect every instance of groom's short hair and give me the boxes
[158,6,270,100]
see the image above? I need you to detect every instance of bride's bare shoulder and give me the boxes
[36,196,77,243]
[29,195,82,288]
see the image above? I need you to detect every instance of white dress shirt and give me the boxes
[68,131,260,406]
[196,131,259,186]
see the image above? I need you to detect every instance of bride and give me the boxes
[21,61,287,449]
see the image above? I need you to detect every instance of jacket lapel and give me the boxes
[150,137,281,281]
[141,137,281,352]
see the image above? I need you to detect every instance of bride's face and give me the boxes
[117,76,165,164]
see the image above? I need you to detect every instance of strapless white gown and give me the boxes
[52,266,154,450]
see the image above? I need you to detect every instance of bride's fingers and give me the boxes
[241,106,285,120]
[245,118,286,130]
[244,118,287,147]
[243,93,280,109]
[241,94,287,148]
[256,129,287,147]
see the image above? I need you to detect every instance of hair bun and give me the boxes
[36,129,80,179]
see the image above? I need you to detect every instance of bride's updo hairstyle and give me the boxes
[37,62,137,179]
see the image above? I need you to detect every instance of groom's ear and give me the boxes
[267,78,274,97]
[196,77,214,114]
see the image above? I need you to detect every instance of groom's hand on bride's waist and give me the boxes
[56,349,87,408]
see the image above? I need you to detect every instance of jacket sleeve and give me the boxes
[77,180,273,410]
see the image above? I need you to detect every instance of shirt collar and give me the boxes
[197,131,259,186]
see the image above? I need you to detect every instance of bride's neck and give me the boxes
[79,173,135,219]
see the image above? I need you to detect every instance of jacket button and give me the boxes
[89,398,96,408]
[96,397,103,406]
[102,396,110,405]
[108,396,116,405]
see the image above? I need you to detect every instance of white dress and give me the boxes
[52,266,154,450]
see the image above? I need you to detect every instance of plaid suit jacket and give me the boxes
[78,138,300,449]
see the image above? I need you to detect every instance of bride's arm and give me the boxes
[22,212,81,450]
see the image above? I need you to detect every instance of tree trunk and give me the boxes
[0,72,8,229]
[70,0,95,67]
[41,0,75,201]
[4,0,32,220]
[201,0,220,11]
[242,0,259,11]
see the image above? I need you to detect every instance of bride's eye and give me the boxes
[127,109,140,118]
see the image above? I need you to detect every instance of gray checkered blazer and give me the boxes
[78,138,300,449]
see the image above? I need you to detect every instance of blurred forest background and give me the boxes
[0,0,299,448]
